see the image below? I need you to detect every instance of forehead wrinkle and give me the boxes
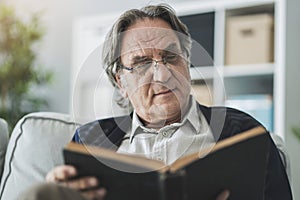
[123,42,181,63]
[121,29,181,64]
[129,28,176,46]
[127,36,178,55]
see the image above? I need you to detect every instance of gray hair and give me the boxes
[102,4,192,108]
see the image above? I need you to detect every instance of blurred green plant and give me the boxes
[0,4,52,130]
[292,125,300,142]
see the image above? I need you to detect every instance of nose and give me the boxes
[152,61,171,83]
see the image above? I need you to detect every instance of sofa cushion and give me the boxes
[0,112,79,200]
[270,133,291,181]
[0,118,9,179]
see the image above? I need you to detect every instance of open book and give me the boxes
[63,126,269,200]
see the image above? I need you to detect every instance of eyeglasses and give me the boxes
[119,53,186,77]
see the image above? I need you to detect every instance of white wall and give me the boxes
[285,0,300,199]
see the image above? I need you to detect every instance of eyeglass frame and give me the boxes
[118,52,188,76]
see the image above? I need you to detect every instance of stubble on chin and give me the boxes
[148,102,182,127]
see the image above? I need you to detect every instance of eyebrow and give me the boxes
[163,43,180,53]
[129,43,181,63]
[131,55,149,64]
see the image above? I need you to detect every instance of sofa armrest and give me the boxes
[0,112,80,200]
[270,133,291,182]
[0,118,9,179]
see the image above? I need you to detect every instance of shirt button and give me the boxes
[162,131,168,137]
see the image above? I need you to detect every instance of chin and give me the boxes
[152,103,182,118]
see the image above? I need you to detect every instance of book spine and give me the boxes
[159,170,187,200]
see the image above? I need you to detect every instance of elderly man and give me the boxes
[21,4,292,200]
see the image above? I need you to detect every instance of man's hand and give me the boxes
[46,165,229,200]
[216,190,230,200]
[46,165,106,200]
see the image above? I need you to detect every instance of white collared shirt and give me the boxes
[117,97,215,165]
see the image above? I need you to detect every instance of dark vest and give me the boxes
[73,104,292,200]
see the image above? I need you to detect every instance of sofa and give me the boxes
[0,112,80,200]
[0,118,9,180]
[0,112,291,200]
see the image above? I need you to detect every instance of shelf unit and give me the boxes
[173,0,285,138]
[71,0,286,138]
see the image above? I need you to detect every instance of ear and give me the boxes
[115,74,128,98]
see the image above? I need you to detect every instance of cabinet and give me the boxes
[173,0,285,138]
[71,0,286,138]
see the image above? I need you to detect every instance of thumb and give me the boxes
[216,190,230,200]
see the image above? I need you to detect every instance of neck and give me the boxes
[143,115,182,129]
[139,98,191,130]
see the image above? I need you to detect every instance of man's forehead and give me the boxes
[121,28,180,53]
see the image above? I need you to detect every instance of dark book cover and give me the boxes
[63,126,269,200]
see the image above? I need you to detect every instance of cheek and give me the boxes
[120,74,137,95]
[173,68,191,93]
[128,85,152,113]
[122,76,151,102]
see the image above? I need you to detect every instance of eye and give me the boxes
[164,54,178,64]
[134,60,153,69]
[130,60,153,75]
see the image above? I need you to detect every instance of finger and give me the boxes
[46,165,77,182]
[63,176,99,191]
[81,188,107,200]
[216,190,230,200]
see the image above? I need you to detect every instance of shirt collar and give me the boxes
[129,96,201,143]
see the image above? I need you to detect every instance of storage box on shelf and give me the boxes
[225,13,274,65]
